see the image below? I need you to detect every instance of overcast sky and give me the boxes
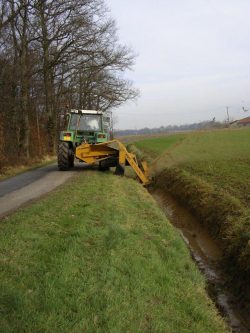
[106,0,250,129]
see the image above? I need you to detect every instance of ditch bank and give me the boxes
[150,167,250,331]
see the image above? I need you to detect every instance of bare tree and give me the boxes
[0,0,139,167]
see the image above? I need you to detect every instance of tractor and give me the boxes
[58,109,113,170]
[58,109,150,185]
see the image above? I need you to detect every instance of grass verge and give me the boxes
[0,172,228,333]
[0,155,56,181]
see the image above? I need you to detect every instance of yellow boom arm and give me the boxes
[75,140,150,185]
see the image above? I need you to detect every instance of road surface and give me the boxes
[0,163,82,218]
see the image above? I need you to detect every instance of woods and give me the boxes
[0,0,138,168]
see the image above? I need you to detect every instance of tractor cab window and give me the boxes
[80,115,101,131]
[69,114,78,130]
[69,114,102,131]
[103,117,110,130]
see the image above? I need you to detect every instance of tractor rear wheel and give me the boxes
[58,141,74,170]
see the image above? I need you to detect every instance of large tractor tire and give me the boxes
[58,141,74,171]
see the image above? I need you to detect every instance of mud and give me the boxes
[151,188,250,333]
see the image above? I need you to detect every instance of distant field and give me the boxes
[134,128,250,207]
[0,172,227,333]
[133,133,186,159]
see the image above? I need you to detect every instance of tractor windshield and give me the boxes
[69,114,102,131]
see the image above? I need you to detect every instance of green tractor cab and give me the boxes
[58,109,112,170]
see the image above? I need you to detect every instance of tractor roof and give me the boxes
[70,109,103,115]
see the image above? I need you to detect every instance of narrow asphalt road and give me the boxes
[0,163,83,218]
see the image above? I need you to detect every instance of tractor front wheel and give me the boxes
[58,141,74,171]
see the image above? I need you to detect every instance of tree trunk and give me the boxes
[38,0,56,154]
[19,0,30,159]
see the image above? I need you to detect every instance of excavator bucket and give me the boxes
[75,140,150,185]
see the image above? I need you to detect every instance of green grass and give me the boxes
[134,128,250,302]
[0,172,228,333]
[135,128,250,207]
[133,133,186,158]
[0,155,56,180]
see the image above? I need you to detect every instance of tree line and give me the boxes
[115,120,225,137]
[0,0,138,168]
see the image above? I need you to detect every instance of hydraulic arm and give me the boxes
[75,139,150,185]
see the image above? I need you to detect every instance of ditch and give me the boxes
[150,187,250,333]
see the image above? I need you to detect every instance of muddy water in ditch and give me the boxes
[151,188,250,333]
